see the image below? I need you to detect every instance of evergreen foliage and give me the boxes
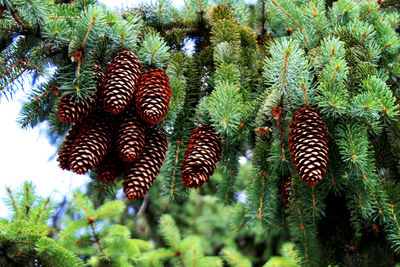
[0,182,84,266]
[1,0,400,265]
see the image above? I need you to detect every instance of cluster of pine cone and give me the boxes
[57,50,170,200]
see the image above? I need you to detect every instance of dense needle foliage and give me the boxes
[1,0,400,265]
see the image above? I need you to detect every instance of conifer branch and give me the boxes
[271,1,303,31]
[390,204,400,233]
[359,8,375,21]
[257,171,267,220]
[136,194,149,217]
[184,1,196,18]
[379,0,400,7]
[88,220,104,253]
[223,167,236,205]
[0,27,24,34]
[10,10,28,30]
[169,141,182,196]
[82,17,96,52]
[23,59,41,72]
[293,199,309,262]
[1,67,27,93]
[35,198,50,225]
[6,187,19,215]
[24,185,30,216]
[0,60,21,79]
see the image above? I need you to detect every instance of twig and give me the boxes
[35,198,50,225]
[379,0,400,7]
[0,60,21,79]
[0,27,24,34]
[136,194,149,217]
[88,219,104,253]
[6,188,20,215]
[169,141,182,195]
[271,1,303,31]
[10,10,27,29]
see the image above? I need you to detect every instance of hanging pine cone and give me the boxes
[135,68,171,124]
[94,64,104,88]
[57,94,97,123]
[102,50,142,115]
[123,127,168,200]
[95,150,123,184]
[69,112,114,175]
[116,109,147,162]
[181,125,222,189]
[57,122,82,170]
[279,174,292,208]
[289,106,328,186]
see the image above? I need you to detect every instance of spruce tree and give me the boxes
[1,0,400,265]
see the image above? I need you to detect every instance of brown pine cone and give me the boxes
[69,112,114,175]
[116,109,147,162]
[95,150,123,184]
[279,174,292,208]
[57,122,82,170]
[289,106,328,186]
[57,94,97,123]
[123,127,168,200]
[181,125,222,189]
[135,68,171,124]
[102,50,142,115]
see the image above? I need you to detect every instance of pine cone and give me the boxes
[181,125,222,189]
[57,122,82,170]
[69,112,114,175]
[123,127,168,200]
[95,150,123,184]
[102,50,142,115]
[289,106,328,186]
[94,64,104,88]
[116,109,147,162]
[57,94,97,123]
[279,174,292,208]
[135,68,171,124]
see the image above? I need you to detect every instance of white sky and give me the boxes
[0,0,255,218]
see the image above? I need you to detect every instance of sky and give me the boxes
[0,0,255,218]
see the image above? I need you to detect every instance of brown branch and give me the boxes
[88,219,104,253]
[379,0,400,7]
[359,8,375,20]
[272,1,303,31]
[10,10,27,29]
[169,141,182,196]
[301,83,309,106]
[257,171,267,220]
[0,60,21,79]
[81,17,96,51]
[0,67,27,92]
[0,27,24,34]
[280,51,291,92]
[7,187,19,215]
[50,15,78,19]
[136,194,150,217]
[23,59,41,72]
[35,198,50,225]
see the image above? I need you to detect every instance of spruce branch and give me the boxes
[169,140,182,196]
[271,0,303,31]
[10,9,27,30]
[6,187,19,216]
[0,26,23,34]
[379,0,400,7]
